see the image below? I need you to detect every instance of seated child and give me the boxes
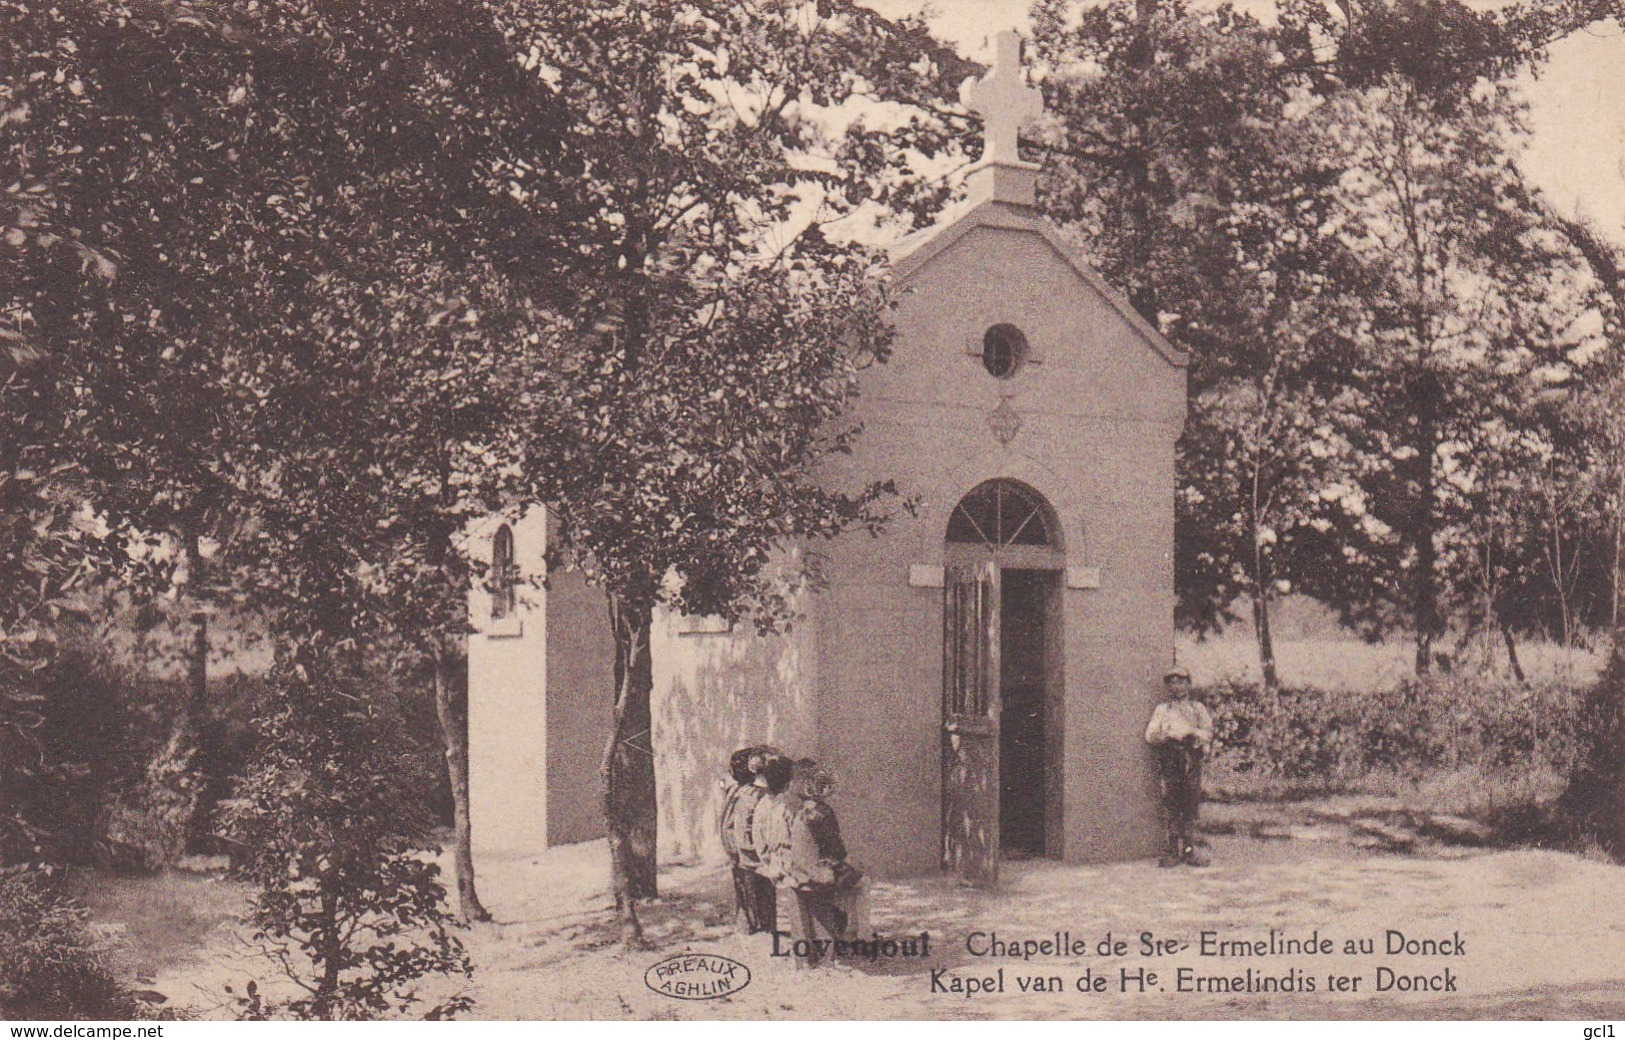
[783,758,870,967]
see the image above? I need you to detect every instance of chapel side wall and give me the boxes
[542,568,614,846]
[468,513,550,858]
[651,593,819,864]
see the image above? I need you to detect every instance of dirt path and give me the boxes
[116,797,1624,1019]
[463,801,1625,1020]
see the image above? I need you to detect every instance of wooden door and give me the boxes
[942,559,1000,885]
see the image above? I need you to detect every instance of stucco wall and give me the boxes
[469,202,1185,878]
[543,566,615,846]
[469,511,613,855]
[810,577,943,877]
[468,511,550,858]
[810,205,1186,874]
[651,580,819,864]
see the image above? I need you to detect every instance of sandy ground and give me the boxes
[134,798,1625,1020]
[459,800,1625,1020]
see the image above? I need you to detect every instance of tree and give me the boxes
[0,0,279,727]
[1034,0,1620,678]
[220,244,501,1015]
[508,0,958,945]
[220,660,473,1021]
[1442,361,1616,672]
[1,0,133,862]
[1545,208,1625,630]
[1320,71,1599,671]
[1031,0,1392,685]
[1545,208,1625,857]
[1280,0,1625,102]
[0,359,104,864]
[2,0,577,916]
[1262,0,1625,670]
[205,0,575,925]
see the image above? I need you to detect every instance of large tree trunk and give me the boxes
[1612,501,1622,629]
[313,892,342,1021]
[433,644,491,923]
[604,595,658,947]
[1249,464,1278,693]
[189,609,209,719]
[1606,637,1625,859]
[180,528,212,858]
[1120,0,1160,324]
[182,527,209,723]
[422,441,490,924]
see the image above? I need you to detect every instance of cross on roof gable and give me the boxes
[960,30,1042,166]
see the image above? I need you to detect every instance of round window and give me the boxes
[982,324,1027,379]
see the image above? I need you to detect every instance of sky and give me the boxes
[863,0,1625,240]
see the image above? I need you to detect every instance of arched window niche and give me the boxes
[945,479,1064,570]
[490,523,517,621]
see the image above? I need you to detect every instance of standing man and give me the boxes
[1144,665,1213,867]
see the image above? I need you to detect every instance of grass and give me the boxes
[1178,633,1604,692]
[65,868,247,981]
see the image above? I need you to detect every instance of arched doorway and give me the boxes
[942,480,1064,884]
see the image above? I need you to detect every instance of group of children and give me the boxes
[715,665,1212,964]
[718,746,869,966]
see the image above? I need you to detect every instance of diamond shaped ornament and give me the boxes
[988,396,1022,446]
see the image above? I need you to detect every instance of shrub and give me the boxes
[95,726,202,873]
[1205,673,1588,791]
[2,639,135,864]
[4,621,452,873]
[0,866,143,1020]
[3,634,209,866]
[219,660,471,1021]
[1558,646,1625,859]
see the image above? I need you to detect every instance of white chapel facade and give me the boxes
[467,32,1188,880]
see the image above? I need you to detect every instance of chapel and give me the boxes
[467,32,1187,881]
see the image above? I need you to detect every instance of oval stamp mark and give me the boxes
[644,953,752,1000]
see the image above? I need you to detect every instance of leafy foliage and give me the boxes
[1207,675,1590,786]
[1560,643,1625,857]
[1033,0,1622,679]
[1034,0,1399,685]
[0,377,113,863]
[95,726,201,874]
[505,0,962,941]
[0,866,145,1020]
[1315,71,1603,668]
[2,0,547,981]
[2,0,583,915]
[220,663,471,1021]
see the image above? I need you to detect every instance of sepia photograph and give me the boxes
[2,0,1623,1024]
